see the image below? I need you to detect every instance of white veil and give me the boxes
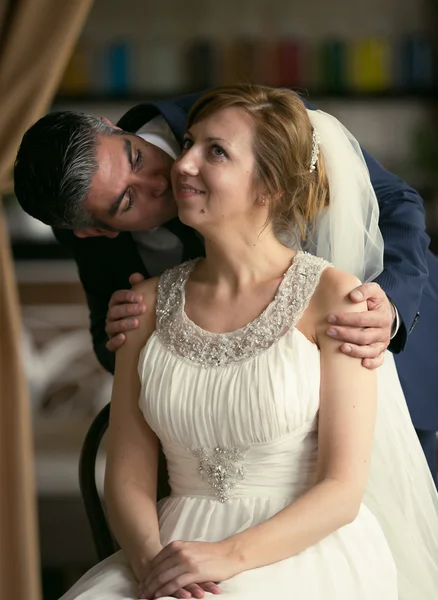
[304,109,438,599]
[306,109,384,282]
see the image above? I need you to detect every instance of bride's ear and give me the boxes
[256,189,282,207]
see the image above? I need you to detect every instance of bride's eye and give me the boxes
[211,145,227,159]
[182,137,193,151]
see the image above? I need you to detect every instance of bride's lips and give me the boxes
[175,182,205,200]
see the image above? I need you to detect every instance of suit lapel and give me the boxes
[116,101,187,144]
[115,92,205,145]
[154,101,189,143]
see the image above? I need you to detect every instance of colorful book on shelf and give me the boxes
[57,43,89,96]
[106,41,132,95]
[186,40,220,88]
[349,38,392,92]
[319,39,348,92]
[276,39,305,87]
[219,39,260,85]
[397,35,435,90]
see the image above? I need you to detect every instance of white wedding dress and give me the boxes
[61,252,438,600]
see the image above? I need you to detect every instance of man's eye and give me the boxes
[123,191,134,212]
[135,149,143,168]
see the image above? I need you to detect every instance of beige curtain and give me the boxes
[0,1,93,599]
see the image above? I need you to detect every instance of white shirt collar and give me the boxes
[136,115,180,160]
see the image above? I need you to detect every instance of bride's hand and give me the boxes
[138,540,239,599]
[138,580,220,599]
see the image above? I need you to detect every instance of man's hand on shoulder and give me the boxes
[105,273,147,352]
[114,276,160,360]
[325,281,395,369]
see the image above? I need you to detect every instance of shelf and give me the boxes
[52,89,438,106]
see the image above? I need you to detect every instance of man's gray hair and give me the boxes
[14,111,124,230]
[59,116,119,230]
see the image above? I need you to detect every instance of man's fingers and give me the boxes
[108,289,143,308]
[362,355,385,369]
[105,334,125,352]
[349,282,382,302]
[107,302,145,321]
[340,341,387,360]
[129,272,145,286]
[106,318,139,337]
[108,290,129,308]
[327,326,385,346]
[328,311,388,329]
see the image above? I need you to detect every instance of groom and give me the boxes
[13,90,438,481]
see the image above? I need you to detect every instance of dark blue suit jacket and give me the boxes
[54,91,438,431]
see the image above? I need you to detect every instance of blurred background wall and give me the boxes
[2,0,437,598]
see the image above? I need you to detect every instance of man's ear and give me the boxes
[74,227,119,239]
[101,117,121,131]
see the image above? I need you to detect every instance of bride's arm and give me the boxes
[225,267,378,570]
[104,277,162,581]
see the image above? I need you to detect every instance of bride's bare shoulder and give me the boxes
[315,267,362,310]
[300,267,366,344]
[132,276,159,304]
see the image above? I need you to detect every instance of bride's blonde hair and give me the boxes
[187,84,329,241]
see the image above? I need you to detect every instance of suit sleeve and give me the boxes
[302,97,429,353]
[362,149,430,353]
[53,229,116,374]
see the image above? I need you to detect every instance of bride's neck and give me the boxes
[198,230,296,290]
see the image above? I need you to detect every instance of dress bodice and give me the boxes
[61,253,405,600]
[138,252,330,502]
[154,251,329,367]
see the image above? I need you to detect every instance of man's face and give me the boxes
[81,132,177,235]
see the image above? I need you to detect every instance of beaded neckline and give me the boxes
[155,251,330,368]
[180,251,302,338]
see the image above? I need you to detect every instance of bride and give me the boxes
[60,85,438,600]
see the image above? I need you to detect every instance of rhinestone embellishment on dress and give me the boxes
[156,252,330,367]
[192,445,250,503]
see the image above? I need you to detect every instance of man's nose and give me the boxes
[148,173,168,197]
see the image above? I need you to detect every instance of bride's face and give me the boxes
[171,107,264,233]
